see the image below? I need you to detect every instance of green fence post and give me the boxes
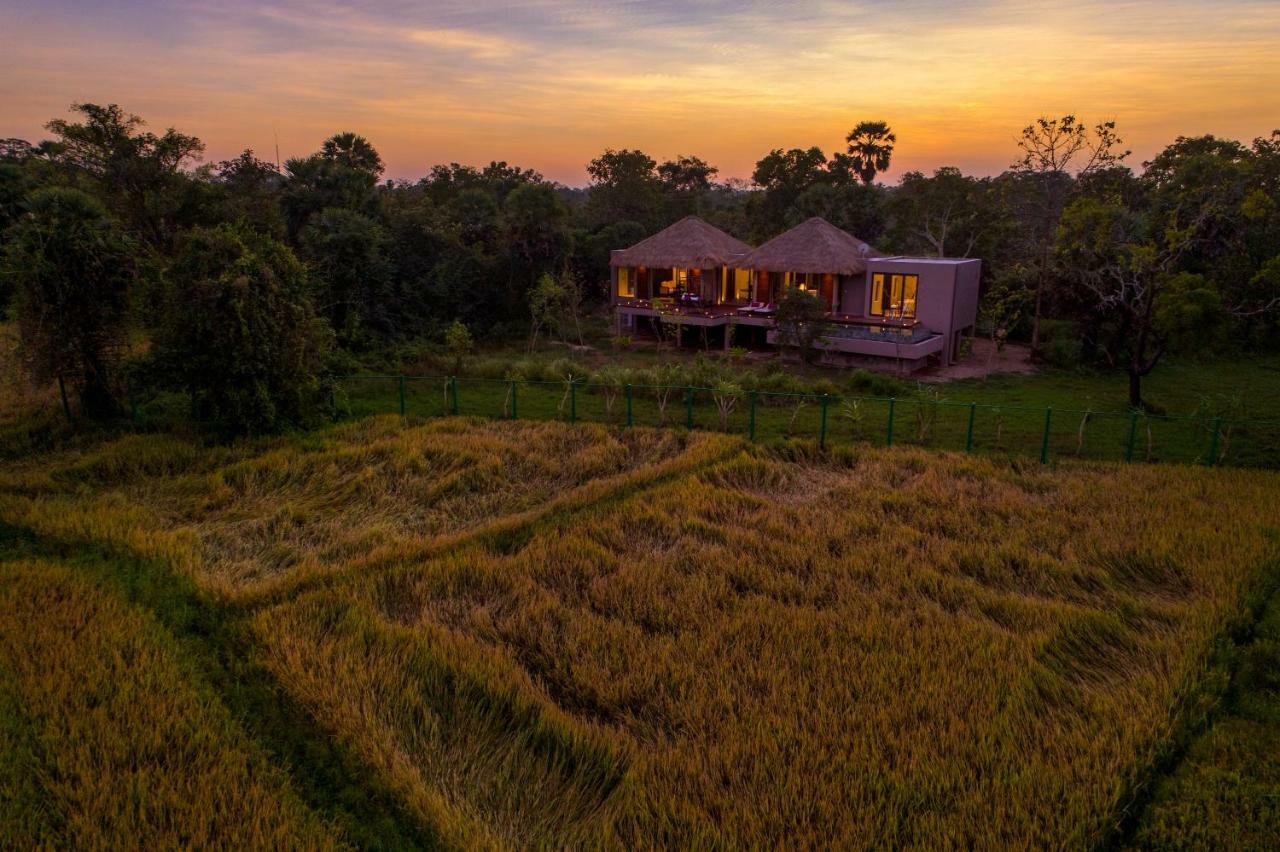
[965,402,976,452]
[510,380,518,420]
[886,398,896,447]
[1125,411,1138,462]
[748,391,758,442]
[685,386,694,430]
[819,394,829,449]
[450,376,459,415]
[1206,416,1222,467]
[1040,408,1053,464]
[625,384,633,427]
[569,382,577,423]
[398,375,406,416]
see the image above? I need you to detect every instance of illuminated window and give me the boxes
[618,267,635,298]
[870,272,918,319]
[733,268,751,301]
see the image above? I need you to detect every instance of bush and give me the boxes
[155,224,330,436]
[1038,319,1084,369]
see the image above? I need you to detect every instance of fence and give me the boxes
[332,375,1280,469]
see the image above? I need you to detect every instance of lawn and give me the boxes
[334,352,1280,469]
[2,416,1278,847]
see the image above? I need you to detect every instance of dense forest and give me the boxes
[1,104,1278,432]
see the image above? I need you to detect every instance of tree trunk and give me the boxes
[1029,241,1049,356]
[1128,364,1143,409]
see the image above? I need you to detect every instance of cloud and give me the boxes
[1,0,1277,183]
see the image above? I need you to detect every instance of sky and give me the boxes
[2,0,1278,186]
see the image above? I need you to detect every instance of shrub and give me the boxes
[1038,319,1084,369]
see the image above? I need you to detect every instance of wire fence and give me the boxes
[331,375,1280,469]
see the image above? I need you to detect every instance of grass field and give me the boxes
[2,416,1278,847]
[333,358,1280,469]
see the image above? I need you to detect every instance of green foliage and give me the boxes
[774,289,831,364]
[444,320,473,375]
[1155,272,1227,353]
[4,187,134,418]
[301,207,391,342]
[843,120,896,184]
[156,224,329,435]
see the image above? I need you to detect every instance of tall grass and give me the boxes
[245,446,1280,847]
[0,416,736,600]
[3,417,1278,846]
[0,559,344,848]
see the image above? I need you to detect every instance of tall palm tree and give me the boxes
[845,121,896,184]
[320,132,384,177]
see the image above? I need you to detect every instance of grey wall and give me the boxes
[864,258,983,365]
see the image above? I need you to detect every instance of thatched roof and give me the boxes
[745,217,880,274]
[610,216,752,269]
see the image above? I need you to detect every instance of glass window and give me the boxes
[734,268,752,301]
[870,273,885,315]
[870,272,919,319]
[618,267,634,298]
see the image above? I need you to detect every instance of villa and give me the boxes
[611,215,981,371]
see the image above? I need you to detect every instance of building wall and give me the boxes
[838,274,866,315]
[865,258,982,365]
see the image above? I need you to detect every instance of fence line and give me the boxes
[329,374,1280,469]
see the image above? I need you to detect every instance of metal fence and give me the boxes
[332,375,1280,469]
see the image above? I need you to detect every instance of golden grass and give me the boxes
[0,559,343,848]
[4,416,1279,847]
[250,446,1280,847]
[0,416,736,599]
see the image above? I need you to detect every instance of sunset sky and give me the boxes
[2,0,1278,185]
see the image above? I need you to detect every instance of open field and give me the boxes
[2,415,1278,847]
[335,369,1280,469]
[0,558,340,848]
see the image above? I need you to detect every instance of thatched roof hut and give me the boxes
[745,217,880,274]
[610,216,752,269]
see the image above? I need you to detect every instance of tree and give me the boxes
[156,224,329,435]
[4,188,134,418]
[787,182,886,240]
[1055,197,1187,407]
[44,103,205,248]
[301,207,392,342]
[527,272,568,351]
[584,149,663,229]
[444,320,473,374]
[888,167,987,257]
[1011,114,1127,354]
[658,155,718,218]
[774,289,831,363]
[752,147,830,236]
[844,121,896,185]
[504,183,571,305]
[209,148,284,237]
[281,134,385,241]
[320,132,384,177]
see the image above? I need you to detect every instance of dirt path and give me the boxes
[917,338,1036,383]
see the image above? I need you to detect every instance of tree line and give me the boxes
[1,103,1277,434]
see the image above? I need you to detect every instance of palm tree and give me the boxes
[845,121,896,184]
[320,132,384,177]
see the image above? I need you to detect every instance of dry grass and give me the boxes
[3,417,1278,847]
[243,445,1280,847]
[0,416,735,598]
[0,559,343,848]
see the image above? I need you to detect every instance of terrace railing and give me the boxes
[330,375,1280,469]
